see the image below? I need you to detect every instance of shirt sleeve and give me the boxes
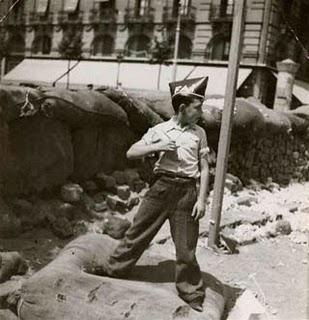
[136,127,161,146]
[199,129,210,160]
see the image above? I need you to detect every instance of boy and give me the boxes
[101,77,210,312]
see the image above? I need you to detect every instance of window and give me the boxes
[168,35,192,59]
[172,0,191,16]
[135,0,150,16]
[7,34,25,54]
[31,35,52,55]
[219,0,234,17]
[206,36,231,61]
[92,35,114,56]
[125,35,151,57]
[36,0,50,15]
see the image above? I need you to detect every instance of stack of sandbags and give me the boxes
[17,234,226,320]
[97,87,163,136]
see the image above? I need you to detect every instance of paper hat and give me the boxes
[169,77,208,99]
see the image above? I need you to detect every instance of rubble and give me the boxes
[237,196,258,207]
[102,212,131,239]
[61,183,83,203]
[95,173,117,191]
[117,185,131,200]
[275,220,292,235]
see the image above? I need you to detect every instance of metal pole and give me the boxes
[172,3,181,81]
[116,61,121,88]
[208,0,247,248]
[66,59,70,89]
[0,57,6,80]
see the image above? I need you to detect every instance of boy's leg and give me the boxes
[169,182,205,303]
[106,178,172,277]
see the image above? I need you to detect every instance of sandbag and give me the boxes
[247,97,291,133]
[285,112,308,133]
[97,87,163,135]
[39,88,129,127]
[0,252,28,283]
[232,99,265,132]
[18,234,225,320]
[289,105,309,121]
[2,115,73,195]
[0,85,42,122]
[72,124,136,180]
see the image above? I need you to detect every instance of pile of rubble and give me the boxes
[0,168,147,241]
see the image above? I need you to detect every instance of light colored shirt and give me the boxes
[138,117,209,179]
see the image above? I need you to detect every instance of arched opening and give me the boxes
[7,33,25,54]
[206,35,231,61]
[168,34,192,59]
[92,35,115,56]
[125,34,151,57]
[31,35,52,55]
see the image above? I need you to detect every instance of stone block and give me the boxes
[103,213,131,239]
[112,170,127,185]
[95,173,117,191]
[106,195,128,213]
[237,196,258,207]
[81,180,98,195]
[117,185,131,200]
[61,183,83,203]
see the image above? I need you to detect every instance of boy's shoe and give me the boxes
[188,297,204,312]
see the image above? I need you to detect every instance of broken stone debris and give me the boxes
[61,183,83,203]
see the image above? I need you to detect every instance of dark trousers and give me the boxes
[106,176,205,303]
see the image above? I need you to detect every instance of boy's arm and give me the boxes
[192,157,209,221]
[126,139,176,159]
[126,127,177,159]
[192,130,210,221]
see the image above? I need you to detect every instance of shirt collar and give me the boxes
[166,116,196,132]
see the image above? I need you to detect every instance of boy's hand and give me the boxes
[191,199,206,221]
[154,140,177,152]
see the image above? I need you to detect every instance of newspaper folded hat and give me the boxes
[169,77,208,99]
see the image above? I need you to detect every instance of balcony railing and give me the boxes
[124,7,155,24]
[209,3,234,22]
[57,10,84,25]
[162,6,196,23]
[89,8,117,24]
[29,12,54,25]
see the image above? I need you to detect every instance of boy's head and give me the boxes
[172,94,204,124]
[169,77,208,125]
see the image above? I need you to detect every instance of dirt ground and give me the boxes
[1,182,308,320]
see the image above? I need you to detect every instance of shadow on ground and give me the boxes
[129,260,243,319]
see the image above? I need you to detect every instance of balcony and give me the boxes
[89,8,117,24]
[57,11,84,25]
[162,6,196,23]
[209,3,234,22]
[29,12,54,25]
[124,7,155,24]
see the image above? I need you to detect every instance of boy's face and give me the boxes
[180,99,203,125]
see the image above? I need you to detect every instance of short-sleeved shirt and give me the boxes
[138,117,209,179]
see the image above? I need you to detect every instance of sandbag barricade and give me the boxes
[17,234,226,320]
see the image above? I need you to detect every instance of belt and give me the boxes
[155,171,196,184]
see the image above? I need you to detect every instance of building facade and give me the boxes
[0,0,308,103]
